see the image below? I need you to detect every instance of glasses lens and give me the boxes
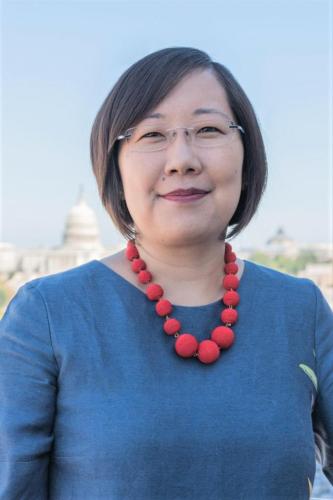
[126,118,241,152]
[194,117,236,148]
[128,124,168,152]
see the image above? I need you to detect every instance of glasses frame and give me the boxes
[115,121,245,152]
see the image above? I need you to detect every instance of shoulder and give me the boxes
[1,262,99,332]
[20,260,100,300]
[244,259,318,304]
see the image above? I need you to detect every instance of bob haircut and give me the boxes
[90,46,267,241]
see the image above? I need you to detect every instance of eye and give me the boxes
[197,126,222,134]
[141,131,164,139]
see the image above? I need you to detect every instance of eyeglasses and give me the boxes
[115,117,245,153]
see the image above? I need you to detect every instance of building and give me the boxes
[265,226,299,258]
[236,227,333,307]
[0,189,122,300]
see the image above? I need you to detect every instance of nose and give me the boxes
[163,129,203,176]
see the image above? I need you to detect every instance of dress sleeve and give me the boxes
[0,282,58,499]
[312,282,333,486]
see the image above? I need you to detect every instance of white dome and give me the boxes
[62,190,101,249]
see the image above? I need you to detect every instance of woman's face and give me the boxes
[117,68,244,246]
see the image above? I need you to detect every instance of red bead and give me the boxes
[155,299,172,316]
[224,262,238,275]
[223,274,239,290]
[222,290,240,306]
[125,243,139,261]
[138,270,152,284]
[225,242,232,254]
[221,308,238,324]
[225,251,237,263]
[131,258,146,273]
[197,340,220,364]
[163,318,181,335]
[125,238,241,366]
[211,326,235,348]
[146,283,164,301]
[175,334,199,358]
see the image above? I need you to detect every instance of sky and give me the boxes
[1,0,332,251]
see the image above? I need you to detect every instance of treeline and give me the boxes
[248,249,319,275]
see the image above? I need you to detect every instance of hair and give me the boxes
[90,46,267,241]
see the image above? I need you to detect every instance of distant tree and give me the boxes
[249,250,318,276]
[0,288,6,308]
[0,280,12,319]
[248,252,272,267]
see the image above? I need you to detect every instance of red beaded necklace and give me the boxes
[125,239,240,365]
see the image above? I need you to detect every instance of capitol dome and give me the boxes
[62,189,102,249]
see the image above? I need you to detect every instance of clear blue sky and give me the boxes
[2,0,332,250]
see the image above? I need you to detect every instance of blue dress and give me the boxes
[0,259,332,499]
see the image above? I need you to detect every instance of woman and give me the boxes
[0,47,332,499]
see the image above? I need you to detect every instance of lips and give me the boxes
[159,187,210,203]
[161,188,209,196]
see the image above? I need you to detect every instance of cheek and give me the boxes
[233,166,242,182]
[119,152,160,196]
[208,143,243,179]
[119,169,160,223]
[217,165,242,188]
[224,146,243,185]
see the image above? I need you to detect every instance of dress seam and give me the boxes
[26,283,60,373]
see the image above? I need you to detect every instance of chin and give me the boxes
[157,226,219,246]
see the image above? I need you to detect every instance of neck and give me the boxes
[134,236,230,306]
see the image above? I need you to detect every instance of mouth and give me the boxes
[159,188,210,203]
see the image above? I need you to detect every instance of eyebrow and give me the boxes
[142,107,231,120]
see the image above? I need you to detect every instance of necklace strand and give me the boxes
[125,240,240,365]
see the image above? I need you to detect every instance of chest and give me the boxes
[52,297,316,460]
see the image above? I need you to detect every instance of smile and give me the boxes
[159,192,209,203]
